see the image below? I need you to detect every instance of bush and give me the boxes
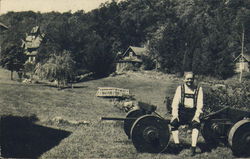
[204,81,250,113]
[35,50,75,88]
[141,55,155,70]
[24,62,36,73]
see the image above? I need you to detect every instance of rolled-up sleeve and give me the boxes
[171,86,181,119]
[194,87,203,120]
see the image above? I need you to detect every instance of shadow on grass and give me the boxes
[30,83,88,90]
[163,142,216,155]
[114,139,132,145]
[0,82,88,90]
[197,142,216,153]
[164,143,190,154]
[45,84,88,90]
[0,115,71,159]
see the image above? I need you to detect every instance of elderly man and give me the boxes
[170,71,203,156]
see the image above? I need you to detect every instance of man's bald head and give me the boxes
[184,71,194,78]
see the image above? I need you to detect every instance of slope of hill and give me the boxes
[0,68,236,159]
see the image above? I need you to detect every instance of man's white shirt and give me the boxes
[171,84,203,122]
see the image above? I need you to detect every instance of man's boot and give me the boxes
[190,146,196,156]
[172,143,181,154]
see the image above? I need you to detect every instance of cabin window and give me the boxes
[129,52,133,57]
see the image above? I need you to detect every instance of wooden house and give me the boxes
[116,46,147,73]
[234,53,250,72]
[21,26,44,63]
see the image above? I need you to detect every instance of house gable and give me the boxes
[22,26,44,63]
[116,46,147,73]
[122,46,146,58]
[234,54,250,63]
[234,53,250,72]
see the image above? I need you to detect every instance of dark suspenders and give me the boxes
[181,84,185,106]
[180,84,200,108]
[194,86,200,107]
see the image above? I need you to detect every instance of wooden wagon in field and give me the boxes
[96,87,130,98]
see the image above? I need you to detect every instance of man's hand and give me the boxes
[171,116,179,123]
[192,117,200,123]
[170,117,180,129]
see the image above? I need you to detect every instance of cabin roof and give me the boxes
[234,53,250,62]
[0,22,8,30]
[123,46,147,57]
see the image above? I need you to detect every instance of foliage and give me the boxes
[82,33,116,77]
[0,0,250,79]
[148,23,183,73]
[140,55,155,70]
[0,43,26,80]
[23,62,36,73]
[35,50,75,88]
[203,80,250,114]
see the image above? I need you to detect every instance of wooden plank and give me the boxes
[96,87,129,97]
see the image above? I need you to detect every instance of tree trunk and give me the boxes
[17,71,23,80]
[182,42,188,75]
[57,80,60,89]
[10,70,13,80]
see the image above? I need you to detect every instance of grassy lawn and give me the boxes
[0,69,236,159]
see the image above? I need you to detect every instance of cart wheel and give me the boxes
[123,108,145,138]
[130,115,170,153]
[228,119,250,157]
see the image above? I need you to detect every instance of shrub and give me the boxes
[204,81,250,113]
[35,50,75,88]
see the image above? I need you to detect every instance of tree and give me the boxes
[148,0,239,78]
[0,43,26,80]
[35,50,75,88]
[1,0,249,79]
[190,0,237,78]
[83,33,115,77]
[148,22,183,73]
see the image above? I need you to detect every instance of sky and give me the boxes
[0,0,118,14]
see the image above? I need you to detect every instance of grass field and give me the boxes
[0,68,239,159]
